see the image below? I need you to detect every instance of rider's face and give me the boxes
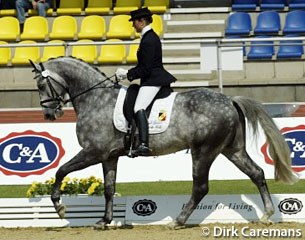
[132,19,145,33]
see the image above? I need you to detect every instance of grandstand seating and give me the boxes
[151,14,164,36]
[113,0,141,14]
[20,16,49,41]
[0,9,16,17]
[49,16,78,40]
[85,0,112,15]
[56,0,84,15]
[144,0,169,13]
[135,14,164,38]
[97,39,126,64]
[288,0,305,9]
[40,40,65,62]
[247,37,275,59]
[106,15,135,39]
[260,0,288,10]
[126,39,140,63]
[225,12,252,36]
[231,0,258,11]
[283,10,305,34]
[72,39,97,63]
[277,37,304,58]
[78,15,106,40]
[0,41,11,65]
[254,11,281,35]
[11,40,40,65]
[0,17,20,41]
[28,8,53,16]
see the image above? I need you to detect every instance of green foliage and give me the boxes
[0,179,304,198]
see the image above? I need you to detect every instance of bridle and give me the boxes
[33,62,117,110]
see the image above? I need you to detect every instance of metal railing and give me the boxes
[1,36,305,92]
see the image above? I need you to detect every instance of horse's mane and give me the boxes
[47,56,107,78]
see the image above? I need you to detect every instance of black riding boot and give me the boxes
[133,109,151,156]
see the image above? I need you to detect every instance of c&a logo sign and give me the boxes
[261,125,305,172]
[0,130,65,177]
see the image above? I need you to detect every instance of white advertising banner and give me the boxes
[125,194,305,225]
[0,117,304,184]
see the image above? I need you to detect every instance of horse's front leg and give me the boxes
[94,157,118,230]
[51,148,103,218]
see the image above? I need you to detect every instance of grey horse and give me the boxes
[30,57,298,229]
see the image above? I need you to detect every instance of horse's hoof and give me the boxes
[56,204,66,219]
[259,216,273,225]
[93,220,107,230]
[166,221,185,230]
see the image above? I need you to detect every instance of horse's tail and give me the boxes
[232,96,299,185]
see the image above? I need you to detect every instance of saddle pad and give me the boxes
[113,86,177,134]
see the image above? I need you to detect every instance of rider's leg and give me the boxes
[133,86,161,156]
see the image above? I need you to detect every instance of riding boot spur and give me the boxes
[133,109,151,156]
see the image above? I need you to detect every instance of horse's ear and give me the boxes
[29,59,42,73]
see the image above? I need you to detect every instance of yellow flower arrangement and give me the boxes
[26,176,104,198]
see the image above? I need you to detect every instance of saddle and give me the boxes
[112,84,177,156]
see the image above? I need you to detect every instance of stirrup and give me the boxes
[131,143,151,157]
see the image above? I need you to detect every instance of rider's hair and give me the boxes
[141,16,153,24]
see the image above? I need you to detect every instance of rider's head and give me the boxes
[129,7,153,33]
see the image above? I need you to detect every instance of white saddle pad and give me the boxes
[113,86,177,134]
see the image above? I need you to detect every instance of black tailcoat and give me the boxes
[127,29,176,86]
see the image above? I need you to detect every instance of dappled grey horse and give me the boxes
[31,57,298,229]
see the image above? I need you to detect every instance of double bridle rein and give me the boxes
[33,63,117,109]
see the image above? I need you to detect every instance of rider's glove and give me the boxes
[115,68,128,80]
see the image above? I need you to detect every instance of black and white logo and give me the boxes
[132,199,157,216]
[278,198,303,215]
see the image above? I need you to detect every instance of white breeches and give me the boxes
[134,86,161,113]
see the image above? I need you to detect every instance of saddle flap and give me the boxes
[113,86,177,135]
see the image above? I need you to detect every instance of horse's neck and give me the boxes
[71,84,120,117]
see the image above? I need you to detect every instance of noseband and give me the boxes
[38,70,69,109]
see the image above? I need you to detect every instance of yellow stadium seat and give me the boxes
[0,41,11,65]
[56,0,84,15]
[78,15,106,40]
[28,8,54,16]
[151,14,164,37]
[106,15,134,39]
[0,17,20,41]
[135,15,163,38]
[144,0,169,13]
[40,40,65,62]
[11,40,40,65]
[126,39,140,63]
[72,39,97,63]
[97,39,126,64]
[113,0,141,14]
[49,16,78,40]
[0,9,16,17]
[85,0,112,15]
[20,16,49,41]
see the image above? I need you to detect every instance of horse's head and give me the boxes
[30,60,68,121]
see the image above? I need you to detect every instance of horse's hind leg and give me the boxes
[171,147,215,228]
[51,148,103,218]
[224,150,275,224]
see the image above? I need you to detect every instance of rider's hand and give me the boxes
[115,68,128,81]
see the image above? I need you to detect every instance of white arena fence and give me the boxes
[0,193,304,228]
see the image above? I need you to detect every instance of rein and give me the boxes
[39,72,118,107]
[63,74,117,104]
